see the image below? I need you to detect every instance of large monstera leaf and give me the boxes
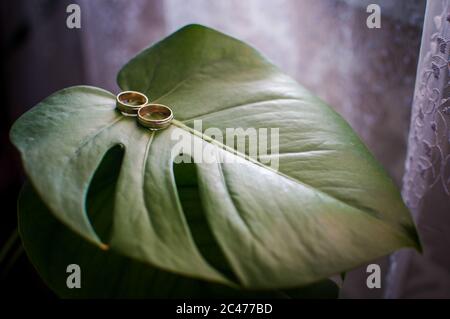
[11,25,419,296]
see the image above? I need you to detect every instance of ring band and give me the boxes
[137,104,174,131]
[116,91,148,116]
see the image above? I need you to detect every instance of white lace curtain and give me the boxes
[386,0,450,298]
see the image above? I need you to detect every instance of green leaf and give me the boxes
[18,182,338,298]
[10,24,419,293]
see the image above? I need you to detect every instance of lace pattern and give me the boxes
[386,0,450,298]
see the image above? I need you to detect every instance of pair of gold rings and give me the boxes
[116,91,173,131]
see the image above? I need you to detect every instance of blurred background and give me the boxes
[3,0,448,299]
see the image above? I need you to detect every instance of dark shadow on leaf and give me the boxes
[86,144,125,244]
[173,159,240,284]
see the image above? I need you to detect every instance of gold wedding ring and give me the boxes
[137,103,174,131]
[116,91,148,116]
